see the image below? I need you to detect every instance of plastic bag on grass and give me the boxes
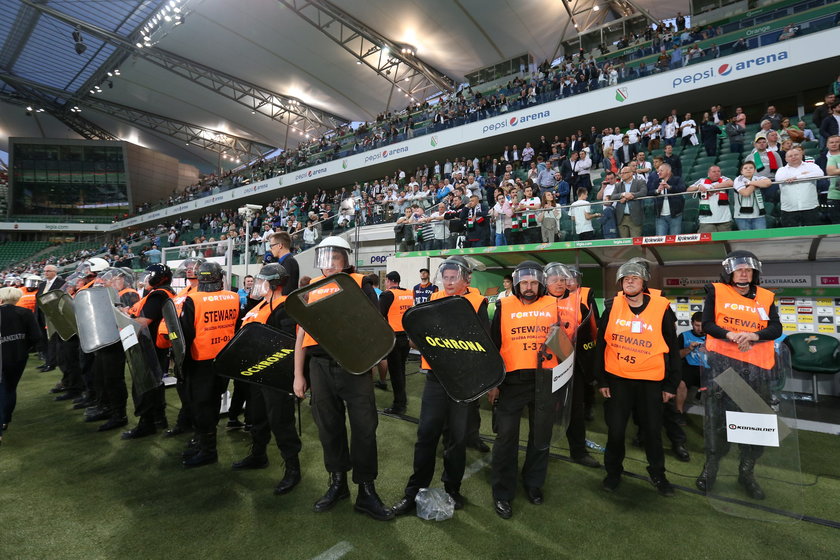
[415,488,455,521]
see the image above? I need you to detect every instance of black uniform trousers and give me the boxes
[59,336,84,394]
[228,380,252,423]
[80,348,95,396]
[95,343,127,416]
[45,333,60,368]
[565,367,588,459]
[184,358,227,435]
[308,354,378,483]
[404,373,470,498]
[387,333,410,409]
[249,383,301,459]
[603,374,666,479]
[1,359,27,427]
[704,368,771,462]
[172,372,193,430]
[491,373,549,501]
[134,348,168,425]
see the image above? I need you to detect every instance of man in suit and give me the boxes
[35,265,65,372]
[610,167,647,238]
[820,101,840,142]
[616,136,638,166]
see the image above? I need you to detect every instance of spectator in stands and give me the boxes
[826,136,840,223]
[762,106,783,132]
[516,184,542,244]
[602,147,619,174]
[143,245,162,264]
[746,136,784,202]
[650,163,686,235]
[569,187,599,240]
[725,117,746,154]
[799,121,816,142]
[775,146,823,227]
[597,171,618,239]
[700,112,722,156]
[687,165,734,233]
[611,167,646,238]
[661,143,683,178]
[819,101,840,142]
[491,193,512,246]
[538,191,561,243]
[732,161,772,231]
[663,115,678,146]
[535,164,557,193]
[616,136,637,166]
[679,113,698,147]
[462,195,491,248]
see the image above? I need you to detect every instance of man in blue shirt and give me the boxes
[237,275,254,309]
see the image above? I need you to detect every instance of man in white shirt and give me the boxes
[648,118,662,151]
[626,123,641,149]
[570,187,600,240]
[687,165,733,232]
[663,116,678,147]
[775,145,822,227]
[596,171,618,238]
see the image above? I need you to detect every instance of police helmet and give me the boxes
[86,257,110,273]
[196,261,224,292]
[101,267,135,290]
[544,262,573,296]
[23,274,42,289]
[512,260,546,299]
[616,260,650,288]
[174,257,206,279]
[314,235,352,271]
[722,250,761,286]
[251,263,288,299]
[144,263,173,289]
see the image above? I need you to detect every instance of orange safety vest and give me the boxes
[130,287,175,318]
[241,295,287,326]
[16,289,37,312]
[119,288,139,298]
[421,288,486,370]
[498,295,560,372]
[156,285,196,348]
[705,283,776,370]
[73,279,95,297]
[302,273,367,348]
[556,292,583,340]
[385,288,414,333]
[603,293,671,381]
[185,290,239,360]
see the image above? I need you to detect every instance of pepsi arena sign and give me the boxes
[671,50,788,89]
[482,110,551,134]
[364,145,410,164]
[295,166,328,181]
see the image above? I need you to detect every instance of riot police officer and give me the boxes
[179,262,240,467]
[231,263,303,494]
[695,251,782,500]
[293,236,393,521]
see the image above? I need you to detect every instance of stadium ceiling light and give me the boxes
[593,5,600,11]
[136,42,143,48]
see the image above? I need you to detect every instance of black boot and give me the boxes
[98,415,128,432]
[232,446,269,470]
[354,481,395,521]
[313,472,350,512]
[274,456,302,495]
[738,457,765,500]
[121,418,157,440]
[183,433,218,468]
[695,456,719,493]
[181,437,200,459]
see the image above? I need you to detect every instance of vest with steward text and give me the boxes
[386,288,414,333]
[302,273,366,348]
[499,295,560,372]
[16,289,37,312]
[420,288,486,370]
[705,282,775,370]
[604,293,670,381]
[186,291,239,360]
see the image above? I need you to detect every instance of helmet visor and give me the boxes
[314,246,349,272]
[512,267,545,289]
[616,262,650,284]
[722,255,762,275]
[250,277,271,300]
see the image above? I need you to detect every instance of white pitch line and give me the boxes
[310,541,353,560]
[462,455,491,480]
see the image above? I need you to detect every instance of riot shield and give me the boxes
[74,287,121,353]
[403,295,504,402]
[286,273,395,374]
[533,294,579,451]
[214,323,296,394]
[114,310,162,396]
[698,345,802,521]
[162,299,186,372]
[37,290,77,341]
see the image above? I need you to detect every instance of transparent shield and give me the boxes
[37,291,77,341]
[698,345,803,521]
[162,299,186,373]
[534,294,580,451]
[74,287,121,353]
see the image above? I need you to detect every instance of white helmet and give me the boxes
[86,257,110,273]
[314,236,352,272]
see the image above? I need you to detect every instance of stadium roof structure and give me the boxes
[0,0,686,172]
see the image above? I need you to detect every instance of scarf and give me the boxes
[698,178,729,216]
[753,151,780,172]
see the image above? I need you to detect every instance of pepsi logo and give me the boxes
[718,64,732,76]
[308,170,313,176]
[382,150,389,157]
[509,117,518,126]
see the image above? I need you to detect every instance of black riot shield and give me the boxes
[114,311,162,396]
[214,323,296,393]
[286,273,395,374]
[403,296,505,402]
[162,299,186,373]
[74,287,121,353]
[698,345,802,521]
[37,290,77,341]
